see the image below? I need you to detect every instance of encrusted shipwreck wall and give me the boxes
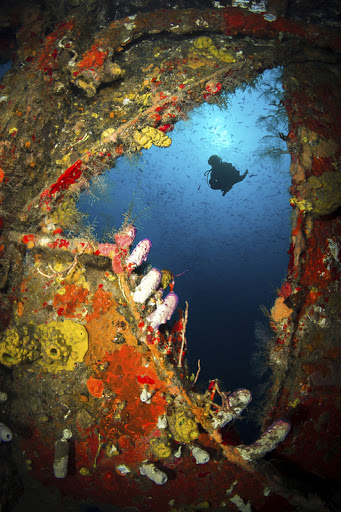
[264,60,341,483]
[0,3,340,512]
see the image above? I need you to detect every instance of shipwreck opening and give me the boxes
[0,2,340,510]
[76,67,292,419]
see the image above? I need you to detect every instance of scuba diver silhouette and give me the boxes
[205,155,248,196]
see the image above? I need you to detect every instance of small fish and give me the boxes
[197,185,201,191]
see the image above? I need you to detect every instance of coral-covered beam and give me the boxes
[73,7,341,75]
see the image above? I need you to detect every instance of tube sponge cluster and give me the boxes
[126,237,179,331]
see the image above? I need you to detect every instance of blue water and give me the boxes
[78,68,292,405]
[0,61,11,77]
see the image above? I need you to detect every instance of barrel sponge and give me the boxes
[0,320,88,371]
[35,320,88,372]
[167,406,199,444]
[0,324,40,367]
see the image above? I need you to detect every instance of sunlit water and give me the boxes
[78,68,291,412]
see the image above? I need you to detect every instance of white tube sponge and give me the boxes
[228,388,252,416]
[191,445,210,464]
[157,414,168,429]
[146,292,179,330]
[126,239,152,270]
[140,462,168,485]
[211,389,252,430]
[132,268,162,303]
[140,387,153,404]
[236,419,291,461]
[211,410,233,430]
[53,429,72,478]
[0,422,13,442]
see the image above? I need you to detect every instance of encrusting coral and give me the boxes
[4,222,291,485]
[113,228,291,467]
[192,36,236,63]
[0,324,40,367]
[133,126,172,149]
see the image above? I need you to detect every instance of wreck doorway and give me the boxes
[77,68,291,402]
